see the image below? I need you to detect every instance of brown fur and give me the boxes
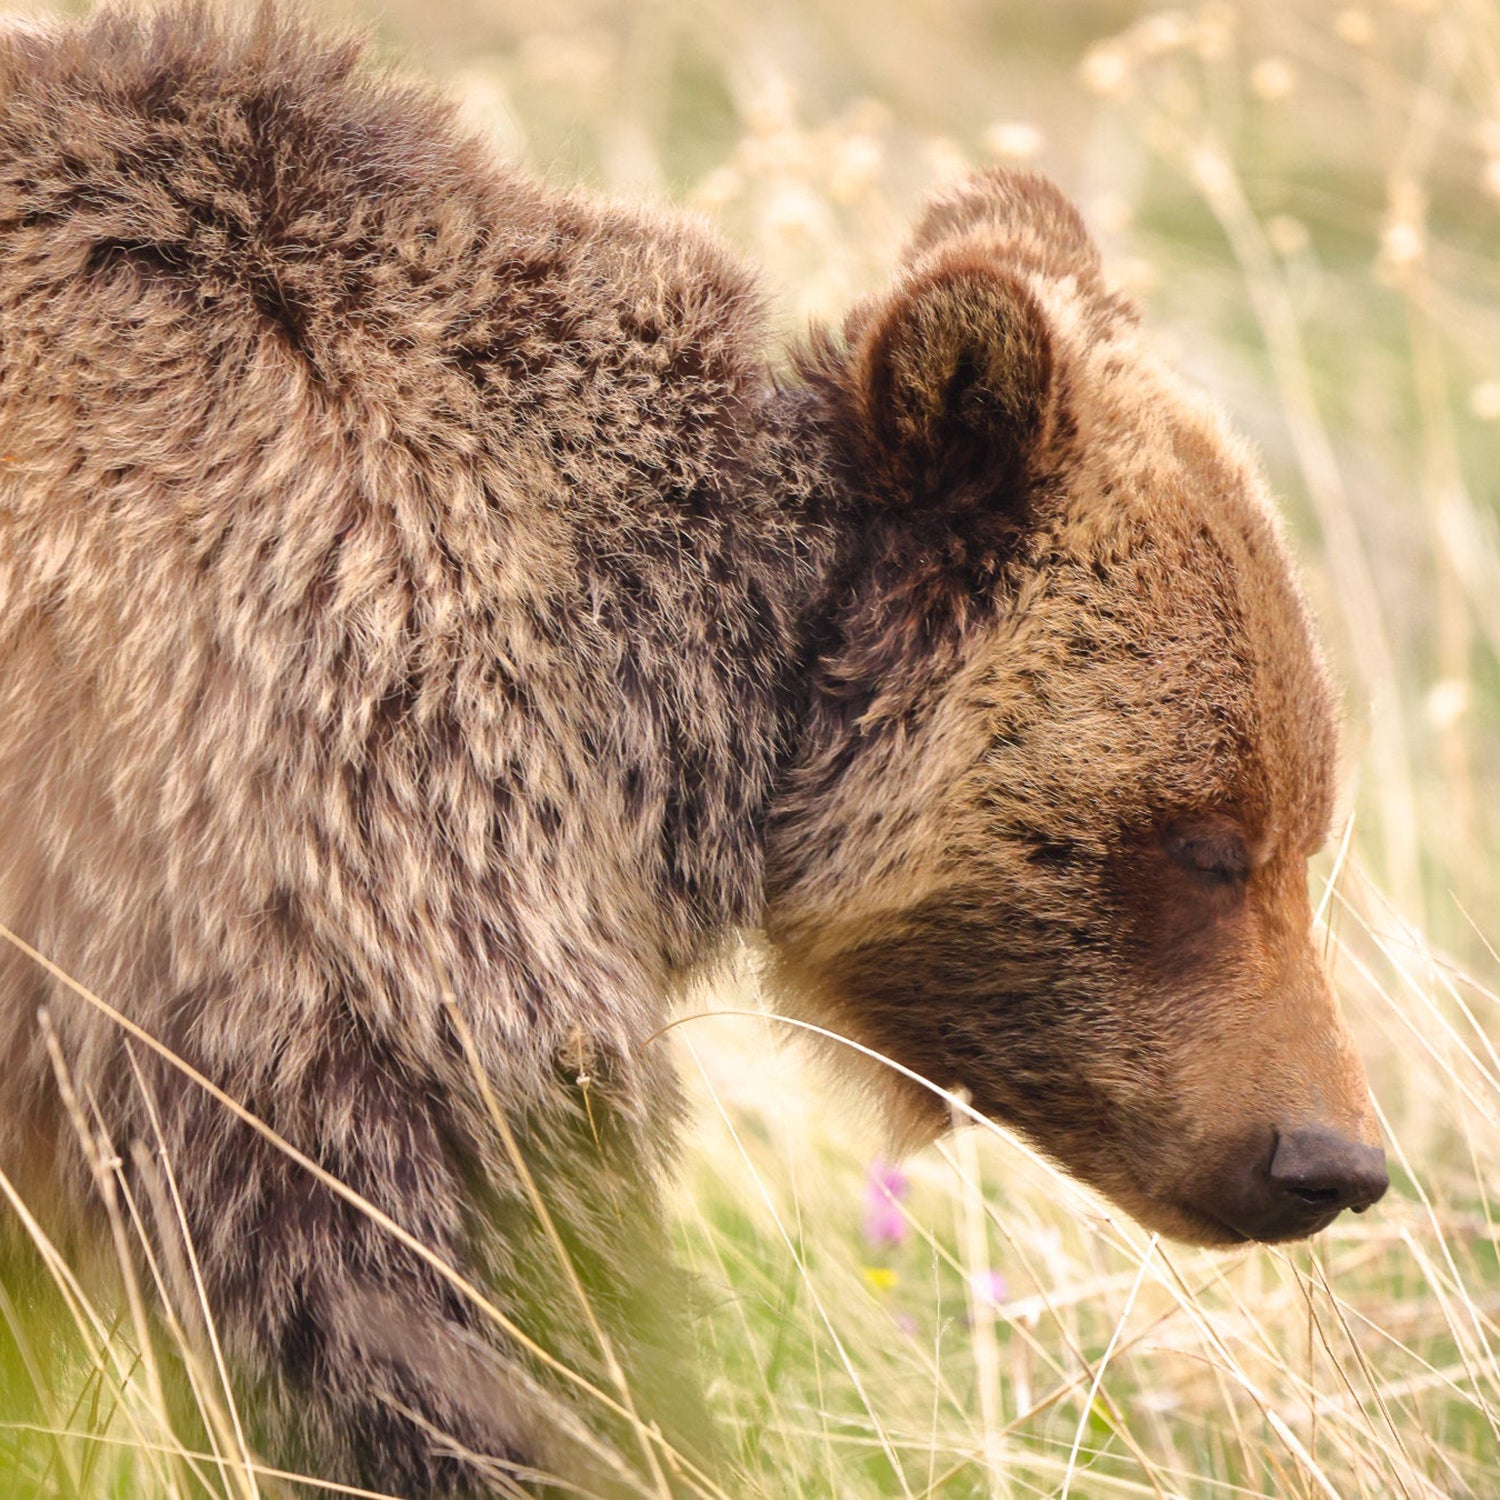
[767,173,1371,1246]
[0,6,1378,1495]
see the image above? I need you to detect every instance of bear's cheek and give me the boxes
[769,890,1165,1153]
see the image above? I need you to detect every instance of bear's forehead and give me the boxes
[981,333,1338,851]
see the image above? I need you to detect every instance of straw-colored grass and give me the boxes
[2,1,1497,1495]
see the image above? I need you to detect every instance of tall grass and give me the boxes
[2,0,1498,1495]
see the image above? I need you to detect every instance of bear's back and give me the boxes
[0,6,814,1160]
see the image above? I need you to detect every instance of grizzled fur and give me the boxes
[0,5,1377,1496]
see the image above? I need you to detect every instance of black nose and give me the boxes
[1203,1125,1389,1242]
[1267,1125,1389,1218]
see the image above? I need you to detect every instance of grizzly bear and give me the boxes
[0,4,1386,1496]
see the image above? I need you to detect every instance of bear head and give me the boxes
[766,169,1384,1247]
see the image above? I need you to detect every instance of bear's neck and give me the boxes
[537,381,844,979]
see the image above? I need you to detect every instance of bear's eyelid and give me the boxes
[1162,822,1252,881]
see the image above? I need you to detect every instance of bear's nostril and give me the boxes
[1291,1185,1339,1207]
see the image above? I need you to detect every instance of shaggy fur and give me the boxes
[0,5,1379,1495]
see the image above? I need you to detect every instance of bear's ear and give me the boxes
[904,167,1102,282]
[851,250,1056,517]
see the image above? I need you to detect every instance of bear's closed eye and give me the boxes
[1162,822,1253,884]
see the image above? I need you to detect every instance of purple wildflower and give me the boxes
[968,1268,1009,1308]
[862,1158,909,1248]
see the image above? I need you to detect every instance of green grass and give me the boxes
[3,0,1500,1495]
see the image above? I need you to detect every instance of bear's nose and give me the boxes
[1207,1125,1389,1242]
[1267,1125,1389,1217]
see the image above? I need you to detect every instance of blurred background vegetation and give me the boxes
[6,0,1500,1495]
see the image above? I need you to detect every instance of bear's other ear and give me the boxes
[852,250,1056,514]
[905,168,1101,283]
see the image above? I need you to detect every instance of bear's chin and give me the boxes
[1121,1186,1351,1248]
[1128,1198,1253,1248]
[872,1077,1250,1248]
[877,1081,1344,1250]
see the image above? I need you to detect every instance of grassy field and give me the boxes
[3,0,1500,1495]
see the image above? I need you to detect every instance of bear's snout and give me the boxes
[1207,1124,1389,1243]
